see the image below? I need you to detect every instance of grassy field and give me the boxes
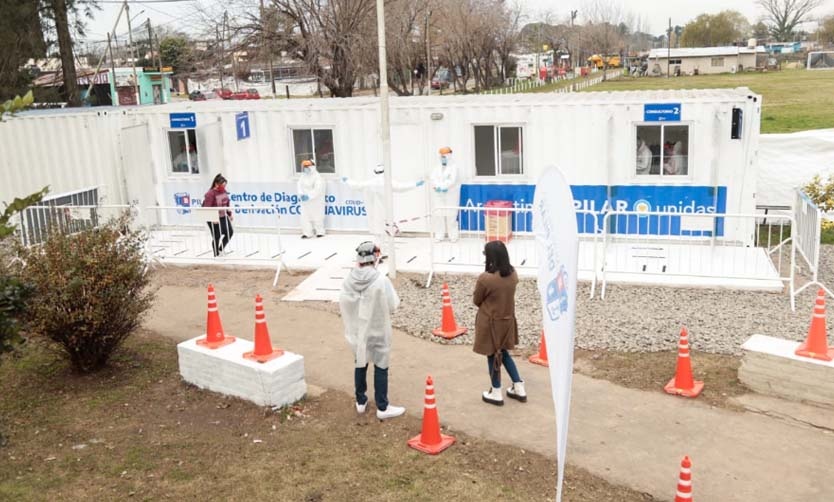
[521,69,834,133]
[584,69,834,134]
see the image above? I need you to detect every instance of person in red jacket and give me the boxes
[202,174,234,256]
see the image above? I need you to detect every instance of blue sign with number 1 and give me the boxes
[644,103,681,122]
[235,112,250,141]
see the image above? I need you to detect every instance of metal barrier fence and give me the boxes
[144,205,288,287]
[426,206,600,298]
[599,210,796,309]
[792,191,832,300]
[17,204,131,246]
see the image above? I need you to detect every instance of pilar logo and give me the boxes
[546,265,569,321]
[174,192,191,215]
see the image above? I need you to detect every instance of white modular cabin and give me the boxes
[0,88,761,241]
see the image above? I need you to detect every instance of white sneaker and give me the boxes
[376,405,405,420]
[356,401,367,414]
[482,387,504,406]
[507,381,527,403]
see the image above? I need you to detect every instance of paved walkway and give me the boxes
[148,284,834,502]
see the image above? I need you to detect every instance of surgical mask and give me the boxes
[441,157,448,166]
[303,168,310,174]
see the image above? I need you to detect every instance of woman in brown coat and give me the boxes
[473,240,526,406]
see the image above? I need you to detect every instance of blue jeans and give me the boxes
[487,350,522,388]
[354,364,389,411]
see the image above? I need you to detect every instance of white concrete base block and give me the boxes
[739,334,834,408]
[177,336,307,408]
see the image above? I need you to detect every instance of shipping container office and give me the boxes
[0,88,760,241]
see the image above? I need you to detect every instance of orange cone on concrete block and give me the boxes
[243,294,284,363]
[197,284,236,349]
[529,331,549,367]
[674,456,693,502]
[795,288,834,362]
[431,283,467,339]
[664,326,704,398]
[408,375,455,455]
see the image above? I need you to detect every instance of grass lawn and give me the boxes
[580,69,834,134]
[0,332,657,501]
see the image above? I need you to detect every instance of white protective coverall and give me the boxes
[343,166,424,239]
[430,155,460,241]
[297,164,326,237]
[339,265,400,368]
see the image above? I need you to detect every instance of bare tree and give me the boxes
[271,0,376,97]
[757,0,823,41]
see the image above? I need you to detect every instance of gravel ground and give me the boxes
[385,245,834,356]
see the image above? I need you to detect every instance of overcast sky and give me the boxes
[83,0,834,46]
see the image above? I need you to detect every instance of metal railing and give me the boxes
[426,205,600,298]
[792,191,832,300]
[17,204,132,246]
[144,205,288,287]
[599,210,796,309]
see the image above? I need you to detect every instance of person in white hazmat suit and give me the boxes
[341,165,425,239]
[297,159,326,238]
[430,146,460,242]
[339,241,405,420]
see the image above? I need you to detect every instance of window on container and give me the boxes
[474,125,524,176]
[636,124,688,176]
[669,59,682,65]
[711,57,724,67]
[292,128,336,174]
[168,129,199,174]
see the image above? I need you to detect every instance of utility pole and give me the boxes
[125,0,140,104]
[147,19,154,68]
[375,0,396,277]
[107,33,117,104]
[667,17,672,78]
[217,24,225,90]
[224,11,239,91]
[425,9,431,96]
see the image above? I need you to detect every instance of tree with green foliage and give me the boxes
[159,35,194,74]
[0,187,49,356]
[1,91,35,122]
[680,11,750,47]
[757,0,822,41]
[0,0,46,101]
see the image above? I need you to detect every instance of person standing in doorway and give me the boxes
[474,240,526,406]
[430,147,460,242]
[339,241,406,420]
[342,165,424,241]
[202,174,234,256]
[297,159,326,239]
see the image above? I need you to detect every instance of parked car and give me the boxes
[245,88,260,99]
[216,88,234,100]
[231,90,248,100]
[188,91,207,101]
[431,68,451,90]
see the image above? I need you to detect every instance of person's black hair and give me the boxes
[211,173,227,190]
[484,240,514,277]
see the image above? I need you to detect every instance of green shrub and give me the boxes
[803,174,834,213]
[19,214,154,373]
[0,187,48,357]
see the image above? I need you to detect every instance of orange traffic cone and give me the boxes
[197,284,236,349]
[408,375,455,455]
[674,456,693,502]
[529,331,549,367]
[431,283,467,339]
[664,326,704,398]
[795,288,834,362]
[243,294,284,363]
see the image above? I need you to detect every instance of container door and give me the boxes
[120,123,158,226]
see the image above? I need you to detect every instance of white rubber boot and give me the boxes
[482,387,504,406]
[507,381,527,403]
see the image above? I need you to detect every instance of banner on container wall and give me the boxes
[459,183,727,235]
[161,181,368,230]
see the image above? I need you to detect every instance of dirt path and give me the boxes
[146,267,834,502]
